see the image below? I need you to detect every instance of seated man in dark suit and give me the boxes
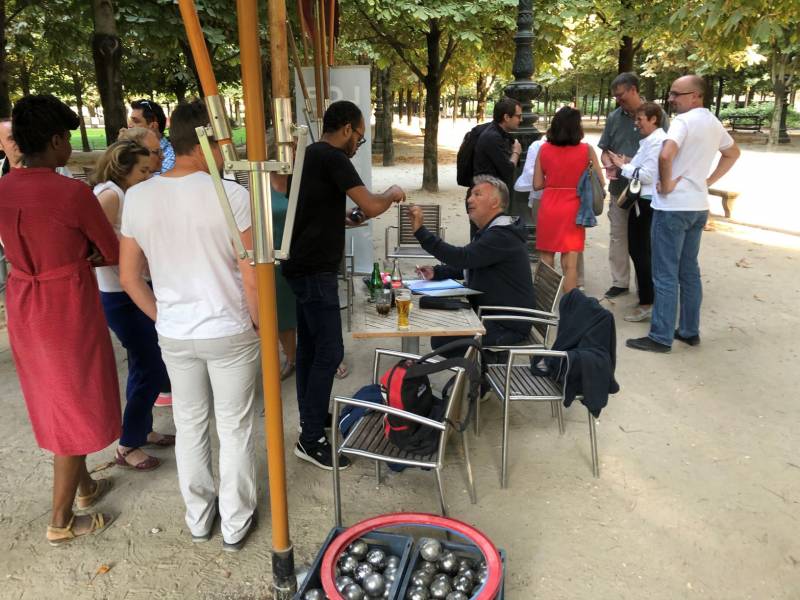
[410,175,535,352]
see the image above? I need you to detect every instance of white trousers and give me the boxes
[608,196,631,288]
[158,330,260,544]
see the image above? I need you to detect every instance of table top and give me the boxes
[350,284,486,339]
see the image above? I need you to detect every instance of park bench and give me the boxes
[708,187,739,218]
[729,115,764,133]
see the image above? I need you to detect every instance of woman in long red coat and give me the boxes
[0,95,121,545]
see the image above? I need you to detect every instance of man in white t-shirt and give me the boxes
[119,100,260,551]
[627,75,740,353]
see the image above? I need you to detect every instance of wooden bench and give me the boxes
[708,188,739,218]
[729,115,764,133]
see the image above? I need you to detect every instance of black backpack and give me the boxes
[380,339,482,454]
[455,122,492,187]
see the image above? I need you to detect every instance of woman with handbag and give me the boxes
[607,101,668,322]
[533,107,605,292]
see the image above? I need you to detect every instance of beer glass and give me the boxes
[395,289,411,330]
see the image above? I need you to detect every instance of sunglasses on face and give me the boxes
[354,129,366,147]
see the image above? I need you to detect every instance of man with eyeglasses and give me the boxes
[627,75,739,353]
[129,99,175,173]
[282,100,405,470]
[599,72,669,300]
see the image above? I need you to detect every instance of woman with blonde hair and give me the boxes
[118,126,163,174]
[92,140,174,471]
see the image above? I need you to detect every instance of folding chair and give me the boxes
[384,204,445,261]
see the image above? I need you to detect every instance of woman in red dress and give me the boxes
[534,107,605,291]
[0,95,121,545]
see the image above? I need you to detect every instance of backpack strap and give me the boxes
[419,338,482,363]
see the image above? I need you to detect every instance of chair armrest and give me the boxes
[480,314,559,328]
[476,305,558,321]
[333,396,447,431]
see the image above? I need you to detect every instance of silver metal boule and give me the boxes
[365,548,387,571]
[406,586,430,600]
[383,567,397,582]
[428,577,452,599]
[457,558,474,571]
[336,575,355,592]
[445,592,469,600]
[437,551,458,575]
[354,562,374,583]
[453,575,472,594]
[343,583,365,600]
[362,572,386,597]
[410,570,433,588]
[386,555,401,569]
[349,540,369,560]
[303,590,325,600]
[339,555,359,575]
[456,568,475,583]
[419,561,438,574]
[419,538,443,562]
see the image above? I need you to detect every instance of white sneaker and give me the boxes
[624,306,652,322]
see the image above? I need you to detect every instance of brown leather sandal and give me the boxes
[75,478,113,510]
[46,512,114,547]
[115,447,161,471]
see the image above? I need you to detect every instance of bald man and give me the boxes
[627,75,740,353]
[0,118,23,175]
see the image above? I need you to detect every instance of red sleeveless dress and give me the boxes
[535,142,589,253]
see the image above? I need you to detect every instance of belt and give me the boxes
[9,259,90,284]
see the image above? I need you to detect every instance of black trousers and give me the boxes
[628,197,654,305]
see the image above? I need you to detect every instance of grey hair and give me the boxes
[611,72,640,92]
[472,174,510,210]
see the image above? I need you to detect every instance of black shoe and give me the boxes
[604,286,630,299]
[294,436,351,471]
[674,330,701,346]
[191,498,219,543]
[626,337,671,353]
[222,512,257,553]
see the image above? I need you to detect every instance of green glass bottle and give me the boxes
[370,261,382,301]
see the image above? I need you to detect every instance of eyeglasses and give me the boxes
[668,90,695,98]
[354,129,366,147]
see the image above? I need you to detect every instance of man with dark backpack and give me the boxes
[457,97,523,237]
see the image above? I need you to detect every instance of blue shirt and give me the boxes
[159,137,176,173]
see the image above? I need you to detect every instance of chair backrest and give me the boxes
[532,261,564,341]
[398,204,440,246]
[72,170,91,185]
[233,170,250,189]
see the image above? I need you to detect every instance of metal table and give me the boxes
[349,284,486,353]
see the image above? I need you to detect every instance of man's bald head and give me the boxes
[669,75,706,113]
[677,75,706,98]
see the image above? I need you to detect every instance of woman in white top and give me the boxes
[92,140,173,471]
[607,102,667,323]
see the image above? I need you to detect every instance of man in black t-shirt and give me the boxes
[283,100,405,470]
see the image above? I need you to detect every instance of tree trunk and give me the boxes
[372,64,385,155]
[452,82,458,124]
[19,60,30,96]
[715,76,724,118]
[0,0,10,117]
[172,79,188,104]
[397,86,404,121]
[618,35,635,73]
[72,75,91,152]
[91,0,127,145]
[406,88,412,125]
[769,49,791,145]
[382,68,394,166]
[702,76,713,109]
[421,19,444,192]
[234,99,241,125]
[642,76,656,101]
[476,73,488,123]
[745,86,754,107]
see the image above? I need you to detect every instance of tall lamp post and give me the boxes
[503,0,542,228]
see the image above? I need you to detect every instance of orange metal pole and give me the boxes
[236,0,293,563]
[318,0,330,99]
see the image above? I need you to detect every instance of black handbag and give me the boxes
[419,296,471,310]
[617,167,641,210]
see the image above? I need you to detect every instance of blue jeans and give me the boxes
[649,210,708,346]
[101,290,170,447]
[287,272,344,444]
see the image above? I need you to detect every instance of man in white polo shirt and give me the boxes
[627,75,740,353]
[119,100,260,551]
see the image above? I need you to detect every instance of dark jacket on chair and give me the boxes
[546,289,619,417]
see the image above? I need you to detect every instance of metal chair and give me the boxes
[384,204,445,260]
[484,348,600,488]
[340,236,355,331]
[72,170,92,185]
[473,261,564,434]
[331,345,479,526]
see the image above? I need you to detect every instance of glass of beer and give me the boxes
[395,289,412,330]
